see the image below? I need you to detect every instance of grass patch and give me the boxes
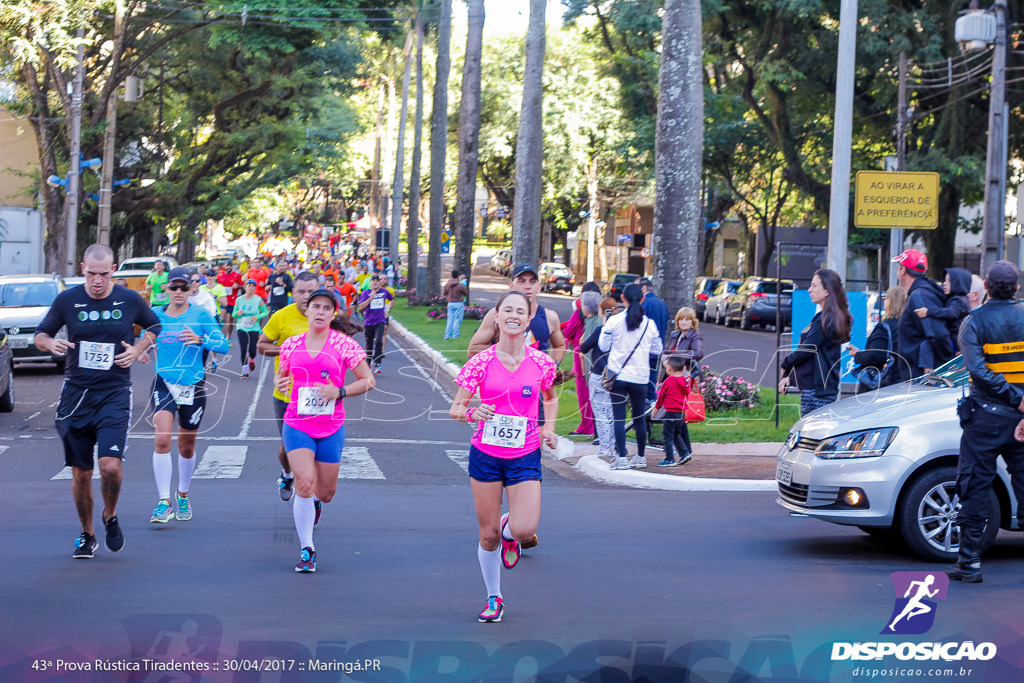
[389,301,800,442]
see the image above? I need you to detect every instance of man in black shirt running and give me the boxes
[35,244,161,559]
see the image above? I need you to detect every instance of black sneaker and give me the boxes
[73,532,98,559]
[948,560,982,583]
[104,515,124,552]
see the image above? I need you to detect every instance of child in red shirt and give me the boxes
[655,355,692,467]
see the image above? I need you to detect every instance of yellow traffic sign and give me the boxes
[854,171,940,229]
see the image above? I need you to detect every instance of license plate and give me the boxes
[9,337,29,349]
[776,461,793,486]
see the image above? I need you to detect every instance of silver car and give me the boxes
[776,356,1015,562]
[0,274,67,370]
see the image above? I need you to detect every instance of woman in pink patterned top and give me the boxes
[450,290,559,623]
[275,288,375,573]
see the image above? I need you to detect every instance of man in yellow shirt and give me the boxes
[257,271,319,501]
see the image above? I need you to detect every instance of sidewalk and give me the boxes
[390,318,780,492]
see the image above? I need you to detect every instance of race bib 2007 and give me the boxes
[481,414,528,449]
[297,386,334,416]
[79,341,114,371]
[370,297,385,310]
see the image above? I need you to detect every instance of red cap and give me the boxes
[892,249,927,274]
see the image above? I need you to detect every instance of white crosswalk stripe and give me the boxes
[193,445,247,479]
[0,445,8,456]
[47,443,469,481]
[446,449,470,473]
[340,446,385,479]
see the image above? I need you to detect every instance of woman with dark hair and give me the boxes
[561,282,602,435]
[778,269,852,416]
[450,289,559,623]
[598,283,664,469]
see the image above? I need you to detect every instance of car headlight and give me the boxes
[815,427,898,459]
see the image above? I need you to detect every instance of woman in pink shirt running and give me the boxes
[275,288,375,573]
[450,290,559,623]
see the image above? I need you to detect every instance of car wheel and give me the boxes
[716,307,725,325]
[740,308,753,330]
[896,465,1000,563]
[0,363,13,413]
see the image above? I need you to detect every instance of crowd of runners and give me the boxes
[33,243,633,624]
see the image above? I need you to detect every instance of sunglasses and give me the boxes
[168,283,190,292]
[190,279,201,284]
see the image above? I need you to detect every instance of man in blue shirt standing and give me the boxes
[149,267,230,524]
[637,277,669,404]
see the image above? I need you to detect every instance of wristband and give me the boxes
[466,407,476,423]
[339,386,347,399]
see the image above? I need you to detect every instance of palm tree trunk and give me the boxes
[452,0,485,290]
[426,0,452,298]
[511,0,546,267]
[406,7,426,293]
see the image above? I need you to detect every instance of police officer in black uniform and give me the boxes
[950,260,1024,583]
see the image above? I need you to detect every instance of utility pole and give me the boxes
[981,0,1008,273]
[97,0,125,246]
[826,0,858,281]
[65,30,85,276]
[890,51,907,286]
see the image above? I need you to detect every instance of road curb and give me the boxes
[574,455,777,492]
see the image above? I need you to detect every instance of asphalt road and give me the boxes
[2,305,1024,681]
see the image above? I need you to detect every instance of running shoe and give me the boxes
[314,499,322,526]
[374,362,382,374]
[611,457,630,470]
[478,595,504,623]
[210,360,218,374]
[679,453,693,465]
[241,368,249,379]
[151,499,174,523]
[520,534,539,550]
[249,359,256,372]
[295,546,317,573]
[630,455,646,469]
[176,493,192,521]
[73,532,98,559]
[278,475,294,501]
[104,515,125,552]
[499,512,520,569]
[657,458,678,467]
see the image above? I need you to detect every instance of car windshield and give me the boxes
[549,268,570,277]
[0,282,57,307]
[914,355,969,388]
[757,281,795,295]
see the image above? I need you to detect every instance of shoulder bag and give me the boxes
[853,322,894,392]
[601,320,649,392]
[684,376,706,423]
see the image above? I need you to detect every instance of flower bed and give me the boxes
[697,366,761,411]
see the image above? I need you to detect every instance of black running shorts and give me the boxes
[55,384,132,469]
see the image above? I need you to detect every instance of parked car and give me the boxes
[63,276,86,288]
[694,277,723,318]
[538,262,575,294]
[606,273,640,300]
[725,277,794,330]
[776,355,1017,562]
[0,274,67,370]
[0,326,14,412]
[703,279,742,325]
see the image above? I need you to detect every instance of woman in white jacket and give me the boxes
[599,283,663,469]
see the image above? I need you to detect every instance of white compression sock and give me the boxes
[293,495,316,550]
[478,544,502,598]
[152,451,172,500]
[177,454,196,495]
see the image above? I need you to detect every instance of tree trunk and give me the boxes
[379,74,397,251]
[407,9,426,293]
[390,30,415,262]
[585,154,601,285]
[426,0,452,298]
[370,80,385,253]
[652,0,703,315]
[511,0,546,267]
[452,0,485,290]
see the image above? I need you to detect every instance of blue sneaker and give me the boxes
[151,499,173,523]
[176,493,192,521]
[73,532,98,559]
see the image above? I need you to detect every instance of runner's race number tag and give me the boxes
[297,386,334,416]
[370,296,385,310]
[240,316,256,329]
[481,414,528,449]
[79,341,114,371]
[167,382,195,406]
